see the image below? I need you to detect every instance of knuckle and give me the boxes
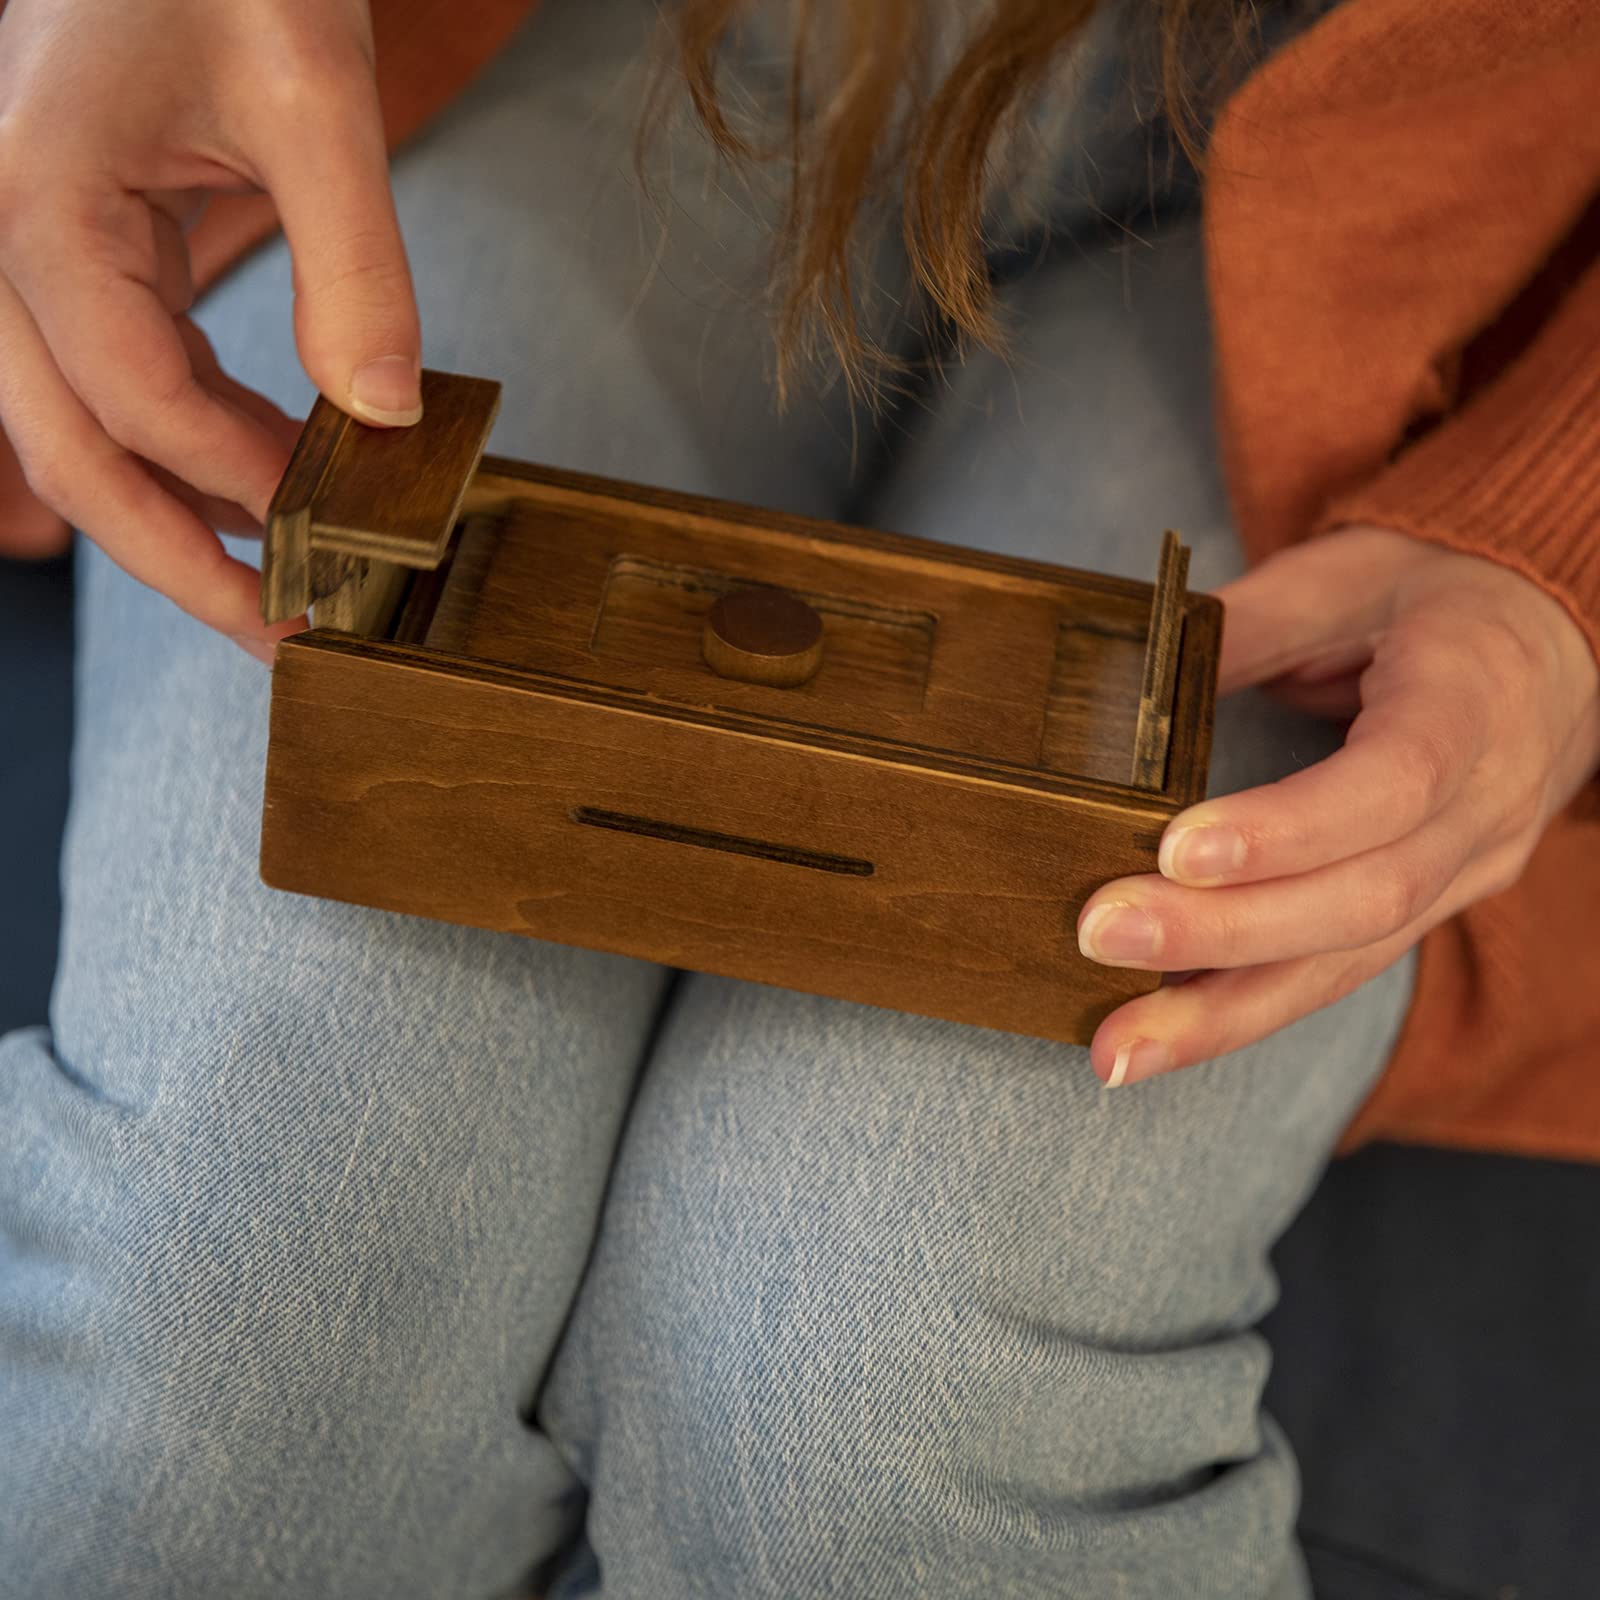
[255,65,344,126]
[1362,868,1423,938]
[142,356,205,418]
[1394,729,1459,816]
[96,363,198,456]
[1172,899,1248,968]
[1471,611,1545,686]
[1273,806,1321,864]
[1482,839,1535,900]
[250,30,371,120]
[17,446,70,511]
[243,22,378,156]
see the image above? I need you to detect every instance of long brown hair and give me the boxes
[653,0,1268,396]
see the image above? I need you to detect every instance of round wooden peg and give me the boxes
[702,586,825,688]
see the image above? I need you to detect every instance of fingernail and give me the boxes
[1160,824,1246,884]
[1077,903,1162,966]
[1105,1038,1174,1088]
[349,356,423,426]
[231,632,277,665]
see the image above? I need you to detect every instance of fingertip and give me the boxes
[1105,1041,1131,1088]
[231,632,278,666]
[1076,900,1162,968]
[1090,1032,1175,1089]
[1157,826,1184,881]
[231,613,307,666]
[348,354,422,427]
[1159,819,1247,885]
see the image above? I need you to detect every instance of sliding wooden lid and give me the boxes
[261,370,501,622]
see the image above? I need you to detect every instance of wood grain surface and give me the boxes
[264,636,1179,1043]
[260,415,1222,1044]
[261,370,500,622]
[433,466,1216,800]
[702,587,826,686]
[1130,529,1191,789]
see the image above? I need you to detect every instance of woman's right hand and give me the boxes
[0,0,422,658]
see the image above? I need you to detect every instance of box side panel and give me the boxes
[1168,594,1222,807]
[262,645,1164,1045]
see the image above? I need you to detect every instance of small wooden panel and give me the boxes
[1041,597,1148,785]
[1130,529,1190,789]
[423,514,503,654]
[261,371,501,622]
[260,400,348,624]
[311,554,412,637]
[264,637,1172,1043]
[313,371,501,562]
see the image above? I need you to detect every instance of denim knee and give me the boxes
[0,987,592,1600]
[534,977,1409,1597]
[2,837,656,1600]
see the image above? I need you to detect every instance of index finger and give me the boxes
[0,277,299,656]
[4,189,289,521]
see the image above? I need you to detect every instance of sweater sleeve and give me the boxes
[1315,247,1600,671]
[1204,1,1600,581]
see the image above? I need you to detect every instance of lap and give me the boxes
[546,967,1409,1597]
[535,217,1418,1597]
[1,11,1417,1595]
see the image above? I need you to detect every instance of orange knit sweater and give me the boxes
[29,0,1600,1161]
[1204,0,1600,1159]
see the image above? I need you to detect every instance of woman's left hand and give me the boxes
[1078,525,1600,1087]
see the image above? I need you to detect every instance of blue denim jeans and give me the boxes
[0,2,1414,1595]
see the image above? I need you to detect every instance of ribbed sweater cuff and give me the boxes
[1317,257,1600,667]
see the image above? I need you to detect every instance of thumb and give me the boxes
[1213,537,1388,696]
[260,82,422,428]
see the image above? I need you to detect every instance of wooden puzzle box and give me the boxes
[259,371,1220,1043]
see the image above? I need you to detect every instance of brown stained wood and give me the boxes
[570,808,874,876]
[465,457,1175,602]
[263,637,1169,1044]
[457,498,1105,773]
[1042,600,1148,785]
[261,398,349,623]
[1166,593,1221,810]
[702,588,825,687]
[312,371,500,563]
[260,377,1223,1045]
[261,370,500,624]
[313,554,412,637]
[423,514,503,654]
[1129,530,1191,790]
[391,546,454,648]
[590,555,933,716]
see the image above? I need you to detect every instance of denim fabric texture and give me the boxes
[0,1,1414,1595]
